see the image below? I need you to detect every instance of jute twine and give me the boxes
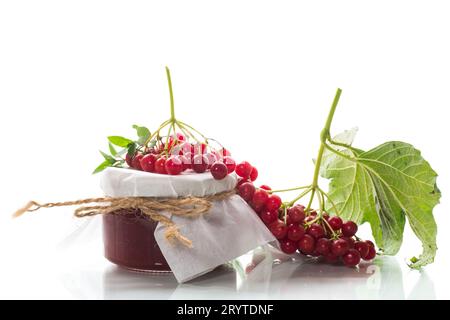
[13,190,235,248]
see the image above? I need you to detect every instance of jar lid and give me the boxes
[100,167,237,198]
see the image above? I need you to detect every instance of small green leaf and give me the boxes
[127,142,137,156]
[108,136,133,147]
[133,125,151,145]
[321,130,441,268]
[99,151,116,164]
[109,143,117,156]
[92,160,111,174]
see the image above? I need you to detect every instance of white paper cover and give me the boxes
[100,167,277,283]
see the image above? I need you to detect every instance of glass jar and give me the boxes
[102,209,171,273]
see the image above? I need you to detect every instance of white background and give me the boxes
[0,0,449,299]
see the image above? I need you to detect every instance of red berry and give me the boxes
[287,205,305,223]
[252,189,269,207]
[304,215,316,224]
[331,239,349,256]
[363,245,376,261]
[192,154,208,173]
[341,236,355,249]
[178,155,190,171]
[250,200,265,213]
[354,241,369,259]
[165,156,184,175]
[140,153,157,172]
[260,210,278,225]
[235,161,253,178]
[259,185,272,191]
[132,153,144,170]
[210,161,228,180]
[328,216,343,230]
[287,224,305,241]
[280,239,297,254]
[269,220,288,239]
[238,182,256,202]
[222,156,236,173]
[205,153,217,169]
[236,178,250,188]
[125,153,134,167]
[154,156,167,174]
[341,221,358,237]
[265,194,282,212]
[298,234,315,254]
[249,167,258,181]
[315,238,331,256]
[307,223,325,239]
[366,240,375,248]
[342,249,361,267]
[309,210,318,216]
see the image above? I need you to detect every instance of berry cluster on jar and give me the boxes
[125,132,236,180]
[234,162,376,267]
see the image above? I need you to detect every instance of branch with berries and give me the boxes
[235,89,440,269]
[94,67,236,181]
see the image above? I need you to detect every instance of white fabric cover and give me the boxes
[100,167,277,283]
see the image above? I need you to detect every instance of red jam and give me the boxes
[102,210,171,272]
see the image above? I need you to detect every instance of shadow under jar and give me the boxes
[103,209,171,273]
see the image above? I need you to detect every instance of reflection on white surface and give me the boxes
[0,215,439,300]
[58,247,436,300]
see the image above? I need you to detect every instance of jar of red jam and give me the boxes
[103,209,171,273]
[100,167,239,275]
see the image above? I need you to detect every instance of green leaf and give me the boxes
[321,130,440,268]
[127,142,137,157]
[108,143,117,156]
[108,136,133,147]
[92,160,111,174]
[99,151,116,164]
[132,125,151,145]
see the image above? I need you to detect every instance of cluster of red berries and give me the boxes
[235,168,376,267]
[125,133,236,180]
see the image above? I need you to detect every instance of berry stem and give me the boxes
[143,67,210,149]
[179,121,208,142]
[164,122,174,153]
[304,88,342,212]
[305,189,316,212]
[166,66,176,122]
[286,186,312,207]
[317,188,324,214]
[270,185,311,193]
[175,121,195,142]
[313,88,342,187]
[322,215,339,239]
[318,187,342,216]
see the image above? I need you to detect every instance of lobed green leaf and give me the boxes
[321,130,440,268]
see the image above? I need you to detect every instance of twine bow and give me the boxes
[13,190,235,248]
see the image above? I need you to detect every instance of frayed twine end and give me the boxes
[13,201,38,218]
